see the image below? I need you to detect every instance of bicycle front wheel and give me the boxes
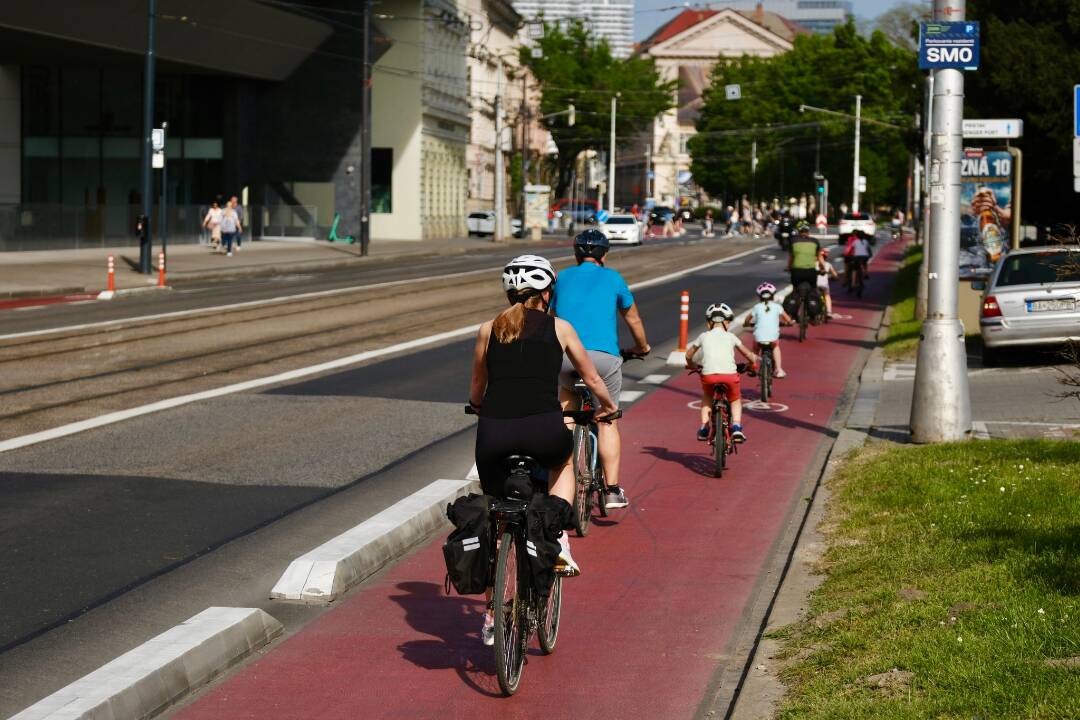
[537,575,562,654]
[593,446,609,518]
[572,424,592,537]
[493,532,525,695]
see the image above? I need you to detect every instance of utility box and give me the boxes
[524,184,550,238]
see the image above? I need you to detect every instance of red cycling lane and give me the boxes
[176,238,906,720]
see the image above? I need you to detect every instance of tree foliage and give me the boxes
[520,20,675,199]
[966,0,1080,225]
[873,1,931,51]
[689,22,920,214]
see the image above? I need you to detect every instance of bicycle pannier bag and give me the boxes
[782,293,799,317]
[523,495,572,599]
[442,493,492,595]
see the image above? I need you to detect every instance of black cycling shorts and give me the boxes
[475,411,573,497]
[790,268,818,290]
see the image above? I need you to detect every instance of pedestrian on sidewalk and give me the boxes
[220,201,242,257]
[202,200,223,250]
[229,196,245,251]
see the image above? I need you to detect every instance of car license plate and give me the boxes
[1027,298,1076,312]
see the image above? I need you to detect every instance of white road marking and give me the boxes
[12,305,48,312]
[619,390,645,403]
[744,400,789,413]
[883,362,917,382]
[640,374,671,385]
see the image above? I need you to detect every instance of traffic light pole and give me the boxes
[910,0,972,442]
[138,0,156,274]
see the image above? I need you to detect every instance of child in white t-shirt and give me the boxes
[686,302,757,443]
[817,248,839,317]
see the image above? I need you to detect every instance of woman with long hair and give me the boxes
[468,255,618,644]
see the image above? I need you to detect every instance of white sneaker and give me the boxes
[227,251,233,257]
[554,533,580,577]
[481,607,495,646]
[775,369,787,379]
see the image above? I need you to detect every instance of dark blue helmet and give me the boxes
[574,228,609,261]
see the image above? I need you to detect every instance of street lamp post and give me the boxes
[608,94,617,215]
[359,0,372,256]
[910,0,972,442]
[852,94,861,213]
[139,0,157,274]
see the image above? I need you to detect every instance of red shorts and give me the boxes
[701,373,740,403]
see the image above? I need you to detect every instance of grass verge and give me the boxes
[775,440,1080,719]
[882,245,922,358]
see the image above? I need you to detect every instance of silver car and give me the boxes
[979,246,1080,363]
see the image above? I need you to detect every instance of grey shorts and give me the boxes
[560,350,623,407]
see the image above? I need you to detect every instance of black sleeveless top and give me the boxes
[482,309,563,418]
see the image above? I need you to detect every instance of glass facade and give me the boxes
[19,65,225,243]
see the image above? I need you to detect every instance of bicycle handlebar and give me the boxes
[466,404,622,424]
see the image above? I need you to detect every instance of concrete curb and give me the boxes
[11,607,282,720]
[0,286,88,300]
[270,478,477,604]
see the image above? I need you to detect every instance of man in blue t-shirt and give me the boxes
[551,229,650,510]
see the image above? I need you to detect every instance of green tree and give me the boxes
[873,1,931,51]
[520,20,675,199]
[967,0,1080,224]
[689,22,920,215]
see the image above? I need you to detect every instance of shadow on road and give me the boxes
[640,445,716,477]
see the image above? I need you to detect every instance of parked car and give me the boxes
[979,246,1080,364]
[599,214,642,245]
[466,211,522,238]
[550,198,599,225]
[838,211,876,243]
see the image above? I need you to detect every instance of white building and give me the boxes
[701,0,851,35]
[619,6,804,209]
[511,0,634,58]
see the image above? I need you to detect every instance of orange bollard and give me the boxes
[677,290,690,351]
[157,251,166,287]
[107,255,116,292]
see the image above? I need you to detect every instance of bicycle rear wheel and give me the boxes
[760,352,772,403]
[799,299,809,342]
[537,575,562,654]
[493,532,526,695]
[572,425,592,537]
[712,400,725,478]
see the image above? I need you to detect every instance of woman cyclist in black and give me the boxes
[469,255,617,643]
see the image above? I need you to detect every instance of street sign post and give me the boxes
[962,118,1022,139]
[919,21,980,70]
[1074,84,1080,137]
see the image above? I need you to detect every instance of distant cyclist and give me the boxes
[743,282,793,378]
[786,221,820,294]
[686,303,757,443]
[551,229,650,511]
[843,229,873,290]
[469,255,618,603]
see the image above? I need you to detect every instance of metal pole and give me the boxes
[852,94,861,213]
[916,74,934,318]
[359,0,372,255]
[608,94,616,215]
[521,73,528,231]
[751,140,757,205]
[911,0,972,443]
[160,121,167,261]
[644,143,651,202]
[494,59,505,243]
[139,0,156,274]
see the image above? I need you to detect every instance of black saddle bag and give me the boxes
[523,495,573,599]
[442,493,492,595]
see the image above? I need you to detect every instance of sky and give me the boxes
[632,0,917,41]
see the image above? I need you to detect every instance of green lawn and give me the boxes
[775,440,1080,719]
[883,245,923,358]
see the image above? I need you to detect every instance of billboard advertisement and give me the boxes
[959,147,1014,279]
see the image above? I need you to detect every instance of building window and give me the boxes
[679,135,690,155]
[372,147,392,213]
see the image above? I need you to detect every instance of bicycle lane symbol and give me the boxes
[687,400,789,413]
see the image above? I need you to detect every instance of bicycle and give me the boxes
[849,256,868,298]
[464,406,617,695]
[568,351,641,537]
[689,364,748,478]
[756,342,775,402]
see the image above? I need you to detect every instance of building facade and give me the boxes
[619,6,803,209]
[511,0,633,58]
[0,0,476,250]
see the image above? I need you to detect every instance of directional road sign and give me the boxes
[919,21,980,70]
[1074,84,1080,137]
[962,119,1022,139]
[596,209,609,223]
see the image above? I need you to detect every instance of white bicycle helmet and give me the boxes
[502,254,556,293]
[705,302,734,322]
[756,282,777,298]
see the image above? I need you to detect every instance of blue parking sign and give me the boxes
[919,22,980,70]
[1075,84,1080,137]
[596,209,610,223]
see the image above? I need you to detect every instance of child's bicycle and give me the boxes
[690,363,749,478]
